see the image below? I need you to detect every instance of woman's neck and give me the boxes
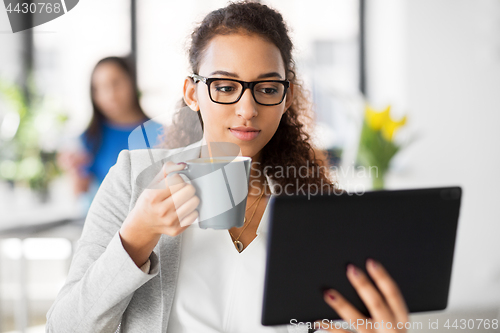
[106,108,146,126]
[248,152,270,197]
[248,163,267,197]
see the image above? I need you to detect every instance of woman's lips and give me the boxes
[229,128,261,141]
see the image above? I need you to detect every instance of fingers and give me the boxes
[168,179,195,205]
[163,162,186,179]
[56,152,68,169]
[317,262,410,333]
[318,289,369,330]
[346,264,395,323]
[366,259,409,324]
[166,173,187,193]
[179,209,199,227]
[174,191,200,222]
[152,161,200,230]
[165,162,188,190]
[162,180,198,224]
[150,162,187,199]
[166,210,199,236]
[57,151,79,171]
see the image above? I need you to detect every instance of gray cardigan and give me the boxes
[45,141,309,333]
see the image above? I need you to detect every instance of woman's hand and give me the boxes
[314,259,410,333]
[119,161,200,267]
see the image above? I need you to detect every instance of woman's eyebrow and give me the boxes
[209,70,283,79]
[257,72,283,79]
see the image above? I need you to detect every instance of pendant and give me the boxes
[234,240,244,253]
[244,217,246,224]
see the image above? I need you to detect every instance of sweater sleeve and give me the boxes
[45,150,160,333]
[140,259,151,274]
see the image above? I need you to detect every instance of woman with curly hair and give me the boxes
[46,2,410,332]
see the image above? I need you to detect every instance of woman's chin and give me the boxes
[205,134,264,159]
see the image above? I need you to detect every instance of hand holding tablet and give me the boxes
[315,260,410,332]
[261,187,462,330]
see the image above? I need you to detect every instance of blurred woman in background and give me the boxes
[58,56,163,205]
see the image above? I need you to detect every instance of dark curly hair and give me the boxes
[163,0,339,194]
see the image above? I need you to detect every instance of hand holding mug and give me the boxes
[119,161,200,267]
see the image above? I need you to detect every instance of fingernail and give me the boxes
[177,162,186,166]
[367,258,378,270]
[347,264,359,276]
[324,289,336,301]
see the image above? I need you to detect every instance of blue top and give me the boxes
[81,119,164,184]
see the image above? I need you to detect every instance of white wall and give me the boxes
[366,0,500,309]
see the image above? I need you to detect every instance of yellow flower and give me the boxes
[381,114,407,141]
[364,104,408,141]
[365,105,390,131]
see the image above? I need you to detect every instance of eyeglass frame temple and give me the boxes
[189,74,206,84]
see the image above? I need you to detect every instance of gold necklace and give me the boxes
[229,190,265,253]
[243,190,263,223]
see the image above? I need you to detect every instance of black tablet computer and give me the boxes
[261,186,462,326]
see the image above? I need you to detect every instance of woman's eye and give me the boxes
[215,86,236,93]
[258,87,278,94]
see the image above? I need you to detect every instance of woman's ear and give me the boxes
[283,82,295,113]
[183,77,200,111]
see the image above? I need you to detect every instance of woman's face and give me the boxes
[183,33,294,160]
[92,62,136,121]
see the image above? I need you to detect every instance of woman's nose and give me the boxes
[235,88,258,120]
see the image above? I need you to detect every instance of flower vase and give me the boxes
[371,167,386,190]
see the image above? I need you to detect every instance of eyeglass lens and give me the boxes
[210,79,285,105]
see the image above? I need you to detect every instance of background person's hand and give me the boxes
[314,259,410,333]
[57,150,90,174]
[120,161,200,267]
[57,150,92,195]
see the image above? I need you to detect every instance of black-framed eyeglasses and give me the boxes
[189,74,290,106]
